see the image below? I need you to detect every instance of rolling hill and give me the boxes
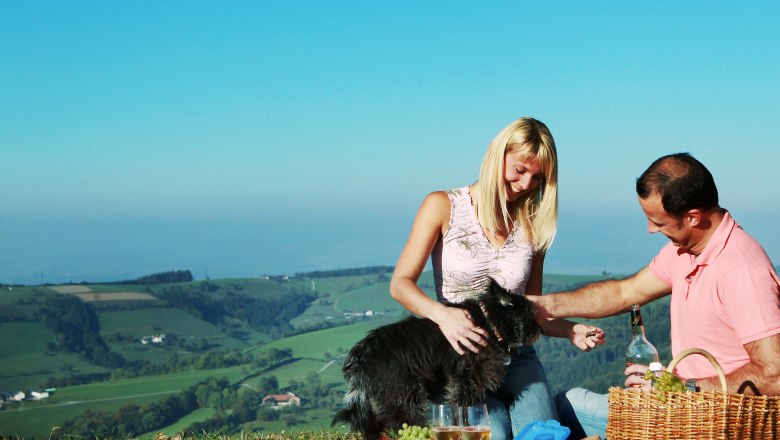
[0,268,655,438]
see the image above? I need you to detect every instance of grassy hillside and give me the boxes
[152,320,397,436]
[0,270,631,439]
[0,366,246,437]
[0,321,111,389]
[101,306,256,365]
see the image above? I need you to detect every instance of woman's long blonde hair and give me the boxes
[474,117,558,252]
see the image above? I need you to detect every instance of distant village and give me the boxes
[140,334,167,345]
[342,309,380,319]
[0,388,55,408]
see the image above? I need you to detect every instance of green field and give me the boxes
[248,320,391,362]
[154,278,304,301]
[150,407,218,436]
[0,367,246,437]
[0,391,175,437]
[0,322,110,389]
[0,286,52,321]
[75,284,149,293]
[0,270,615,438]
[101,306,254,364]
[290,271,435,329]
[241,406,343,435]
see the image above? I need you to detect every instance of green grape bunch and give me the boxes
[396,422,432,440]
[644,369,687,402]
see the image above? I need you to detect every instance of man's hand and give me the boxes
[625,363,652,390]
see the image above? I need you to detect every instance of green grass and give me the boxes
[0,286,53,321]
[100,307,251,366]
[291,271,435,330]
[0,367,247,438]
[0,391,175,437]
[98,306,221,336]
[243,358,327,390]
[0,285,47,304]
[290,282,405,329]
[0,271,617,439]
[249,319,392,361]
[53,367,246,401]
[146,407,218,436]
[329,283,396,313]
[240,407,346,435]
[0,322,110,389]
[240,320,392,393]
[152,278,301,301]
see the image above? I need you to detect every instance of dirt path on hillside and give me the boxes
[11,390,181,412]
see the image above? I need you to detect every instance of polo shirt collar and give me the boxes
[694,210,735,266]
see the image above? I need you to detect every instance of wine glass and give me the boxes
[459,403,491,440]
[430,403,460,440]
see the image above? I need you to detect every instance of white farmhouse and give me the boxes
[30,390,50,400]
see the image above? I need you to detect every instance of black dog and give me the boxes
[332,279,541,440]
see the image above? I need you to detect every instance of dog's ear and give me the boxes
[487,278,512,306]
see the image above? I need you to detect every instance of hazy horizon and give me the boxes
[6,206,778,286]
[2,2,779,285]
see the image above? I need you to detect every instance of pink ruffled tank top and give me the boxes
[431,186,535,304]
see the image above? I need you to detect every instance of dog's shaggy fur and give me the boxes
[331,280,541,440]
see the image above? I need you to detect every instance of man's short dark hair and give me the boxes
[635,153,719,218]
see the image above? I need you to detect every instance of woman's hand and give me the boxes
[435,307,488,355]
[568,323,606,352]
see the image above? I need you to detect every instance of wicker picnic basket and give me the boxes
[606,348,779,439]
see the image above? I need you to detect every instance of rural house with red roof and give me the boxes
[261,391,301,409]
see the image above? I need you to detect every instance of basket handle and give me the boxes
[666,348,728,392]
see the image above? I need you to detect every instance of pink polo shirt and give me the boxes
[649,211,780,379]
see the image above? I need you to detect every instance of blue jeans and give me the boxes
[485,346,558,440]
[555,388,608,439]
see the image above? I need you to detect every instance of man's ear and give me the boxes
[686,209,702,227]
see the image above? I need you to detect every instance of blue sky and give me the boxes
[1,2,779,284]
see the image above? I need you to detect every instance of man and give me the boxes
[530,153,780,438]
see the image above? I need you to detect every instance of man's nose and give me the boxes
[647,221,660,234]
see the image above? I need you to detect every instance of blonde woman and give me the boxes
[390,117,604,439]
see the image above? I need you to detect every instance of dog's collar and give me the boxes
[478,302,509,349]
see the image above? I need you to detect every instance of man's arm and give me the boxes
[531,265,671,319]
[696,333,780,396]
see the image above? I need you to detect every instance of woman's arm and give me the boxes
[389,191,487,355]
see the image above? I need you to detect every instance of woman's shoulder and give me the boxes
[421,190,451,209]
[422,186,469,205]
[412,190,452,223]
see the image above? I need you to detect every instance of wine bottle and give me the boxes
[625,304,659,380]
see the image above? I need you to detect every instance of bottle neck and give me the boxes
[631,308,646,338]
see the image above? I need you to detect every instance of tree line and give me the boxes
[294,265,394,279]
[154,283,316,338]
[35,295,126,368]
[106,269,194,285]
